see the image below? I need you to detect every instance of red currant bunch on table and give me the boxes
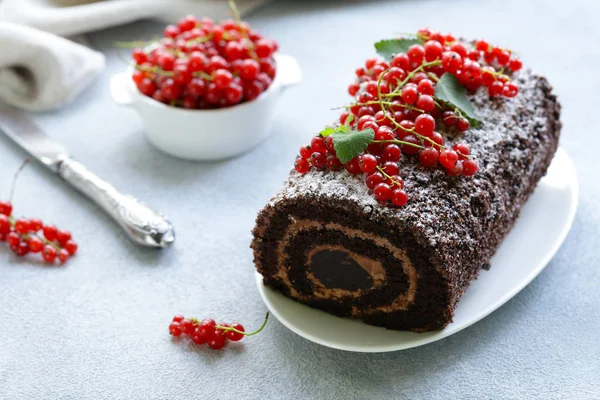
[126,9,278,110]
[168,312,269,350]
[0,162,78,265]
[294,29,521,206]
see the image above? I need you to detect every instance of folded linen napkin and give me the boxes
[0,21,105,111]
[0,0,269,37]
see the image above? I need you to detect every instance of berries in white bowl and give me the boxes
[110,13,301,161]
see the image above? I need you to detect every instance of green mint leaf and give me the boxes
[374,38,422,61]
[434,73,482,128]
[319,127,337,137]
[332,128,375,164]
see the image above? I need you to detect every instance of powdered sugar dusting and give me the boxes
[267,68,560,270]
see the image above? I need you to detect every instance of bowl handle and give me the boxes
[275,54,302,89]
[110,72,135,107]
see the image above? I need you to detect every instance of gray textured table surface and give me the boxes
[1,0,599,399]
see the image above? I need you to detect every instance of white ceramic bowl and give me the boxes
[110,54,301,161]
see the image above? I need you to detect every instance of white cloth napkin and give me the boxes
[0,0,269,37]
[0,21,105,111]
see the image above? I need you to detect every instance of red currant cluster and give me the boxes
[294,29,522,206]
[168,312,268,350]
[129,11,278,109]
[0,201,77,264]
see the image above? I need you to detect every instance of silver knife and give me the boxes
[0,102,175,248]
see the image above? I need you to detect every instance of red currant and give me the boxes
[382,144,401,162]
[373,183,392,202]
[453,143,471,160]
[310,152,326,169]
[28,236,44,253]
[419,148,439,168]
[326,156,342,171]
[226,323,245,341]
[456,118,470,132]
[401,135,421,156]
[416,95,435,112]
[446,160,464,176]
[294,158,309,174]
[359,154,378,174]
[439,150,459,169]
[462,159,479,176]
[42,245,57,263]
[366,172,385,190]
[391,189,408,207]
[414,114,435,137]
[169,322,182,336]
[345,157,361,175]
[56,230,71,246]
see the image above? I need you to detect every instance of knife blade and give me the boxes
[0,102,175,248]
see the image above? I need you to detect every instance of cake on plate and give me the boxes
[252,30,561,332]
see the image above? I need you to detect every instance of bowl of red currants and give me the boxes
[110,15,301,161]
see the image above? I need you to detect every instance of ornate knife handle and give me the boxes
[58,158,175,248]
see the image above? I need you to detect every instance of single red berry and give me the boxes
[410,72,429,85]
[489,80,504,97]
[179,319,195,335]
[169,322,182,336]
[42,245,57,263]
[58,249,69,264]
[496,50,510,66]
[373,183,392,202]
[416,95,435,112]
[414,114,435,137]
[12,241,29,256]
[56,230,71,246]
[462,159,479,176]
[456,118,470,132]
[417,79,435,96]
[441,111,457,126]
[310,136,326,154]
[345,157,361,175]
[419,148,439,168]
[391,189,408,207]
[255,39,274,58]
[0,215,9,234]
[207,330,227,350]
[382,144,401,162]
[28,236,44,253]
[439,150,459,169]
[294,158,310,174]
[226,323,245,341]
[407,44,425,63]
[475,40,490,52]
[424,40,443,61]
[509,58,522,72]
[450,42,468,58]
[0,201,13,216]
[366,172,385,190]
[391,53,410,70]
[240,59,260,81]
[28,218,43,232]
[446,160,464,176]
[310,152,326,169]
[348,83,360,97]
[43,225,57,241]
[382,162,400,176]
[441,51,463,73]
[131,48,148,64]
[172,315,185,323]
[401,86,418,104]
[502,82,519,98]
[453,143,471,160]
[481,67,496,87]
[299,145,312,159]
[161,78,183,101]
[326,156,342,171]
[401,135,421,156]
[324,136,335,152]
[375,126,395,141]
[191,327,207,345]
[428,132,444,147]
[339,111,351,126]
[225,83,244,104]
[357,106,374,118]
[7,232,19,247]
[213,69,233,89]
[359,154,378,174]
[14,219,29,234]
[163,25,180,39]
[187,79,206,97]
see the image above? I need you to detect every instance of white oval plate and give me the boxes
[256,148,579,352]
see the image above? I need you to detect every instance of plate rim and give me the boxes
[255,148,579,352]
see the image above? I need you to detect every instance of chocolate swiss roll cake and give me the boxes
[252,38,561,332]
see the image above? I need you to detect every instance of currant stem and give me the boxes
[9,159,29,204]
[216,311,269,337]
[376,165,403,188]
[372,139,424,149]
